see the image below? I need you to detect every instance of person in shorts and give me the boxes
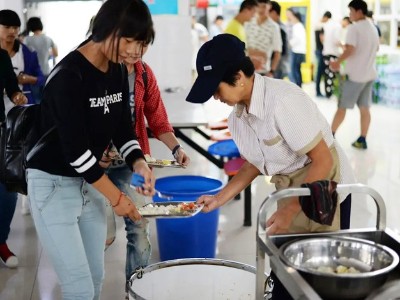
[330,0,379,149]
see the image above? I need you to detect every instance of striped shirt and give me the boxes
[228,74,355,187]
[245,17,282,70]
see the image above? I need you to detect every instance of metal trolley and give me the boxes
[256,184,400,300]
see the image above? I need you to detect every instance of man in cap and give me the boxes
[186,33,355,298]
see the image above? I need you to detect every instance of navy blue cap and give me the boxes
[186,34,246,103]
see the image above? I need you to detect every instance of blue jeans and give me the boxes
[106,165,150,281]
[0,182,18,243]
[315,49,324,95]
[290,52,305,87]
[27,169,107,300]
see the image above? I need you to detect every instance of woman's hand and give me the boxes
[11,92,27,105]
[266,198,301,235]
[175,147,190,166]
[112,193,141,221]
[196,194,222,213]
[133,158,155,197]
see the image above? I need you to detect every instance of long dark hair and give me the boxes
[91,0,155,61]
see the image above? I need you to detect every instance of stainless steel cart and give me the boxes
[256,183,400,300]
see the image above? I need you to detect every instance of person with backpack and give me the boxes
[100,44,190,294]
[0,48,27,269]
[0,10,45,105]
[25,1,155,298]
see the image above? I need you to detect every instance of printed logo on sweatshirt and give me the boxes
[89,92,123,114]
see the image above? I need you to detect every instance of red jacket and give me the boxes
[133,61,174,155]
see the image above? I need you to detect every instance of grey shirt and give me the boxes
[24,34,56,75]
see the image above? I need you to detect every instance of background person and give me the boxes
[286,8,306,87]
[330,0,379,150]
[269,1,290,80]
[245,0,282,76]
[0,48,27,269]
[25,0,155,298]
[0,10,45,105]
[321,11,341,98]
[224,0,258,44]
[25,17,58,83]
[209,15,225,38]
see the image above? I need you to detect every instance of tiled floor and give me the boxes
[1,83,400,299]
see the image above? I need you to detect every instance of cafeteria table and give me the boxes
[159,88,225,169]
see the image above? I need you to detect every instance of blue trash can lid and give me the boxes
[155,175,223,196]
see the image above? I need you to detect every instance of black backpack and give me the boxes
[0,65,80,195]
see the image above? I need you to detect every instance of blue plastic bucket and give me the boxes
[153,175,223,261]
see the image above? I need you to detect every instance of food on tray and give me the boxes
[144,154,156,163]
[144,154,177,167]
[138,202,200,217]
[315,264,361,274]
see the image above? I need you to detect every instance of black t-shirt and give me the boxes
[0,48,20,122]
[27,50,144,183]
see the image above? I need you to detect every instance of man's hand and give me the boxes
[197,194,222,213]
[329,60,341,72]
[266,198,301,235]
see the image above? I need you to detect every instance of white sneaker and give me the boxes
[20,194,31,215]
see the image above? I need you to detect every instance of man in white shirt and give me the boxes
[330,0,379,150]
[245,0,282,76]
[321,12,341,98]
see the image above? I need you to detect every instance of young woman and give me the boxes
[26,1,155,299]
[101,42,190,287]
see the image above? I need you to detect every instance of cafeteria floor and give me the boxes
[1,83,400,300]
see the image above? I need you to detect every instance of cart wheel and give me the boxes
[264,274,274,299]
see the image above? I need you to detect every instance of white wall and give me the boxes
[145,15,192,90]
[1,0,24,24]
[22,0,192,90]
[26,1,103,60]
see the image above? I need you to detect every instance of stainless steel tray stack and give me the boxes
[256,184,400,300]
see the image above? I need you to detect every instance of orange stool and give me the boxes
[223,158,252,226]
[207,119,228,130]
[210,129,232,141]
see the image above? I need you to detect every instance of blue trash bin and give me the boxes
[153,175,223,261]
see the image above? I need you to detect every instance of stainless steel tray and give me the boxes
[255,184,400,300]
[138,201,203,218]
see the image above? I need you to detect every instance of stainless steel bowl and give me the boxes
[280,237,399,299]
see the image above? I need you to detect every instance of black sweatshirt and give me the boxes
[0,48,20,122]
[27,51,144,183]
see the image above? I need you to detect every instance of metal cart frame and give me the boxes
[256,183,400,300]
